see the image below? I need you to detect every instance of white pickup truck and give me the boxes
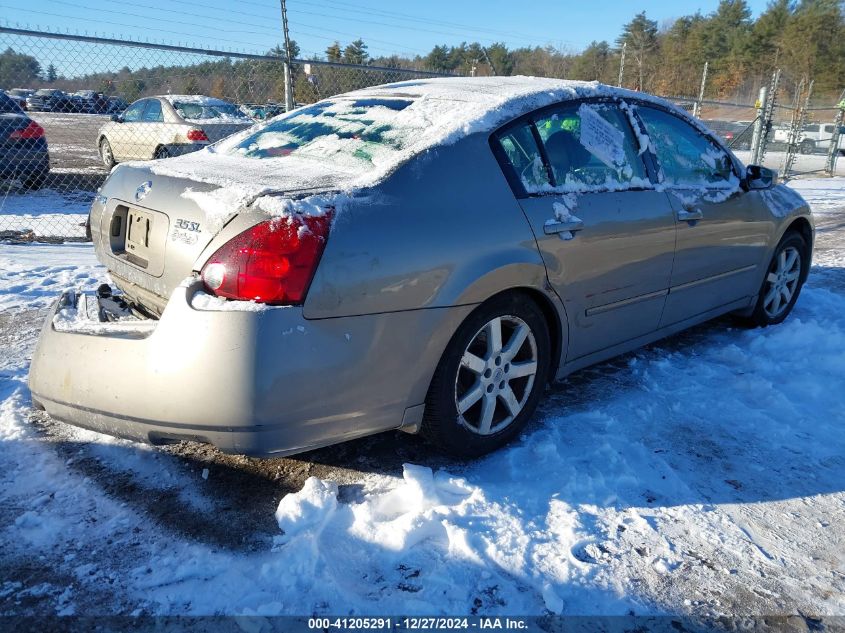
[773,122,845,155]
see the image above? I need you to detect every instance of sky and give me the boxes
[2,0,775,62]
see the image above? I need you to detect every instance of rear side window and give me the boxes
[636,106,734,187]
[497,124,551,192]
[142,100,163,122]
[533,102,646,189]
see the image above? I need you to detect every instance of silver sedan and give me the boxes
[30,77,813,458]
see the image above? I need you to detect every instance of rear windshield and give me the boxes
[220,98,416,169]
[173,101,250,122]
[35,89,58,96]
[0,93,23,114]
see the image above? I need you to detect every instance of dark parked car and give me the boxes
[71,90,109,114]
[0,92,49,189]
[240,102,286,120]
[26,89,77,113]
[5,88,32,110]
[106,96,128,114]
[703,119,752,150]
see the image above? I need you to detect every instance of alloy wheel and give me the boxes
[763,245,801,319]
[454,315,538,435]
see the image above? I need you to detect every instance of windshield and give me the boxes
[173,101,249,121]
[35,89,57,96]
[219,98,417,170]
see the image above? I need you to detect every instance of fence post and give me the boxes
[750,86,767,164]
[279,0,295,111]
[617,42,626,88]
[751,69,781,166]
[692,61,708,119]
[781,78,813,178]
[825,98,845,176]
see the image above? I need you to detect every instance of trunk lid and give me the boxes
[92,155,350,315]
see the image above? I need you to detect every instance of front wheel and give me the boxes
[746,231,808,327]
[100,138,115,169]
[154,146,170,160]
[800,140,815,155]
[421,293,552,458]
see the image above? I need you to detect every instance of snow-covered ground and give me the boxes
[1,178,845,621]
[0,188,92,240]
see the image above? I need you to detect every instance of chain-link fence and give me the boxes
[665,69,845,182]
[2,27,845,243]
[0,27,449,242]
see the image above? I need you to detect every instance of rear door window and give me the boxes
[533,102,647,189]
[636,106,735,187]
[141,99,163,122]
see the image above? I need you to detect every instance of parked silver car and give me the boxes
[30,77,813,458]
[97,95,253,167]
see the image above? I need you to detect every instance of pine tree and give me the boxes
[342,39,369,65]
[325,42,342,63]
[46,63,57,83]
[617,12,658,90]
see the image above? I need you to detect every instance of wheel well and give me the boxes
[784,217,813,280]
[786,216,813,252]
[481,287,564,382]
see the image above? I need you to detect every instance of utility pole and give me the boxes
[279,0,294,111]
[617,42,626,88]
[692,61,708,119]
[481,47,496,76]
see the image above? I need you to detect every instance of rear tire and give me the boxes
[800,139,815,155]
[421,292,551,458]
[745,231,808,327]
[100,138,115,169]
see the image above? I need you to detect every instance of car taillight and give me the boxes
[9,121,44,140]
[200,212,333,305]
[187,129,209,142]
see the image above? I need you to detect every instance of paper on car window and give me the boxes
[578,104,625,168]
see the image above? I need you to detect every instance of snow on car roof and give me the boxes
[161,95,233,106]
[143,77,688,221]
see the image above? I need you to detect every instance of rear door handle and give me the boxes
[677,209,703,222]
[544,219,585,235]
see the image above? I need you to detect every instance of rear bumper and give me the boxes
[29,282,471,456]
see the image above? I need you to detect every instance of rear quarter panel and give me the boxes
[303,133,551,318]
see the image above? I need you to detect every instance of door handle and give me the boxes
[544,219,585,235]
[677,209,703,222]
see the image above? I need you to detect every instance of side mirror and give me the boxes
[744,164,776,190]
[110,114,123,123]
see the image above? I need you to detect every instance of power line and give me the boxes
[1,5,274,50]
